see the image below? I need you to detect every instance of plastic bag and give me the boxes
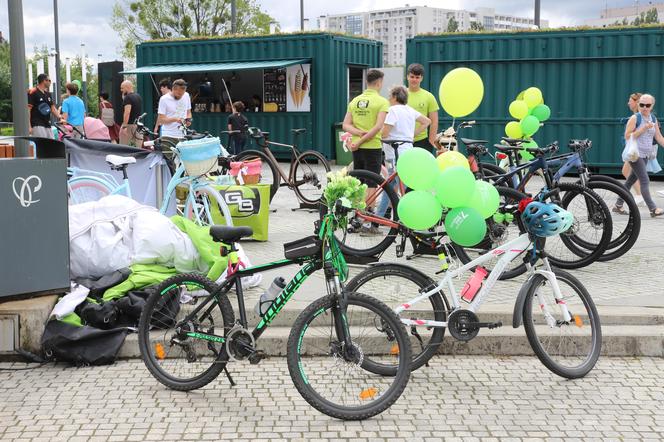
[646,158,662,174]
[622,135,639,162]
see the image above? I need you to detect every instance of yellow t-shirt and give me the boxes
[407,88,440,142]
[347,89,390,149]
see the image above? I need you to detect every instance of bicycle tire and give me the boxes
[455,186,530,280]
[138,273,235,391]
[345,263,450,371]
[522,269,602,379]
[292,150,331,205]
[184,185,234,227]
[235,150,280,202]
[479,162,507,176]
[333,169,401,257]
[587,173,630,191]
[544,182,612,269]
[67,176,114,204]
[287,292,411,420]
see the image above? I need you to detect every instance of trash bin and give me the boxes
[333,123,353,166]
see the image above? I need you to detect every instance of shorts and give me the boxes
[413,138,435,154]
[352,148,382,176]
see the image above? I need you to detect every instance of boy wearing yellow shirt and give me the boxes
[406,63,440,153]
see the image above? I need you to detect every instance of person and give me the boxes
[119,80,143,147]
[622,93,643,204]
[614,93,664,217]
[60,82,86,139]
[27,73,62,139]
[343,69,389,234]
[376,85,431,218]
[155,78,192,146]
[227,101,248,154]
[249,95,262,113]
[405,63,439,153]
[99,92,120,143]
[154,79,171,133]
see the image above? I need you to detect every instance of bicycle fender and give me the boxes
[512,274,537,328]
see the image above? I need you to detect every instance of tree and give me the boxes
[632,8,659,26]
[111,0,275,59]
[470,21,484,31]
[447,16,459,33]
[0,40,11,123]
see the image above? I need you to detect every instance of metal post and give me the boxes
[534,0,541,28]
[231,0,236,34]
[8,0,30,156]
[53,0,61,107]
[80,43,87,112]
[300,0,304,31]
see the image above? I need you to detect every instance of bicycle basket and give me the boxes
[177,137,221,176]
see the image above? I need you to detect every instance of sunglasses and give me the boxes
[639,103,653,108]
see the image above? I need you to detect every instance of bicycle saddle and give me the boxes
[460,137,488,146]
[291,128,307,135]
[210,225,254,243]
[105,155,137,166]
[493,144,523,152]
[501,137,524,146]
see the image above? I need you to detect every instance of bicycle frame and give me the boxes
[394,233,573,328]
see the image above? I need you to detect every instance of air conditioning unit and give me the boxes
[0,315,19,353]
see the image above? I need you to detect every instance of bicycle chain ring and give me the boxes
[447,309,480,342]
[225,325,256,362]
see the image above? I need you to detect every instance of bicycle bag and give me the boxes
[284,236,322,260]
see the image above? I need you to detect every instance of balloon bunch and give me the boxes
[395,149,500,247]
[504,87,551,160]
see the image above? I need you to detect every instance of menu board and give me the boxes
[263,68,287,112]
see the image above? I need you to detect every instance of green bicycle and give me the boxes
[137,198,412,420]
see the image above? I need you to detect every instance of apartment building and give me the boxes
[585,2,664,27]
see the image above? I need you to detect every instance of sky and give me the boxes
[0,0,654,62]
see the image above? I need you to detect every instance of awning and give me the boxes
[121,59,310,75]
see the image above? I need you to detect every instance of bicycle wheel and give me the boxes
[455,186,530,280]
[235,150,280,202]
[345,263,450,371]
[543,182,612,269]
[287,293,411,420]
[138,273,235,391]
[522,268,602,379]
[184,186,234,227]
[292,150,331,205]
[334,169,401,257]
[582,180,640,262]
[68,177,113,204]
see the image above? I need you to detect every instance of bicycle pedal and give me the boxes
[248,350,267,365]
[468,321,503,329]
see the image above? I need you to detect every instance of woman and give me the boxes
[99,92,120,143]
[614,93,664,217]
[622,93,643,204]
[227,101,249,154]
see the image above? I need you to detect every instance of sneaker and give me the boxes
[656,190,664,198]
[634,195,646,206]
[359,225,381,236]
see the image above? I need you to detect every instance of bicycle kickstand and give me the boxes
[223,365,236,387]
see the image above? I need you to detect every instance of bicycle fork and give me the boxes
[533,260,573,327]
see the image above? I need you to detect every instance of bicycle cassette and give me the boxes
[447,309,480,342]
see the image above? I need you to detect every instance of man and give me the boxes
[154,78,172,133]
[405,63,440,153]
[27,73,62,139]
[343,69,389,234]
[119,80,143,147]
[155,78,192,145]
[61,82,86,138]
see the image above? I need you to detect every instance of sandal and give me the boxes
[612,205,628,215]
[650,208,664,218]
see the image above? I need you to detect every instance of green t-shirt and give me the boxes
[407,88,440,142]
[347,89,389,149]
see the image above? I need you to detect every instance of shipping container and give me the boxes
[407,26,664,173]
[125,33,383,159]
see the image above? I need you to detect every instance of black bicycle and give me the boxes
[137,201,411,420]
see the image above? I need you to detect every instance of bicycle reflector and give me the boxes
[496,152,508,161]
[518,197,534,213]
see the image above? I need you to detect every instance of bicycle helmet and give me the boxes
[521,201,574,237]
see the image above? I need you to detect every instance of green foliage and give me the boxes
[324,170,367,210]
[632,8,659,26]
[470,22,484,31]
[447,16,459,33]
[111,0,275,59]
[0,126,13,135]
[0,40,11,122]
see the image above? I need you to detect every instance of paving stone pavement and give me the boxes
[1,356,664,441]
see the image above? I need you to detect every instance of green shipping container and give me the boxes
[126,33,383,159]
[407,26,664,174]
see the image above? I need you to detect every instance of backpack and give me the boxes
[101,106,115,126]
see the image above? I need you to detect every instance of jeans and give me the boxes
[617,156,656,211]
[376,159,400,218]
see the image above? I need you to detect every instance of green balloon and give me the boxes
[396,148,438,190]
[531,104,551,122]
[445,207,487,247]
[397,190,442,230]
[520,115,540,136]
[520,140,537,161]
[434,166,476,209]
[467,181,500,218]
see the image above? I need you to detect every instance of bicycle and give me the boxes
[67,116,234,227]
[347,189,602,379]
[137,199,412,420]
[221,127,331,206]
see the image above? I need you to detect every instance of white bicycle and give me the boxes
[347,193,602,379]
